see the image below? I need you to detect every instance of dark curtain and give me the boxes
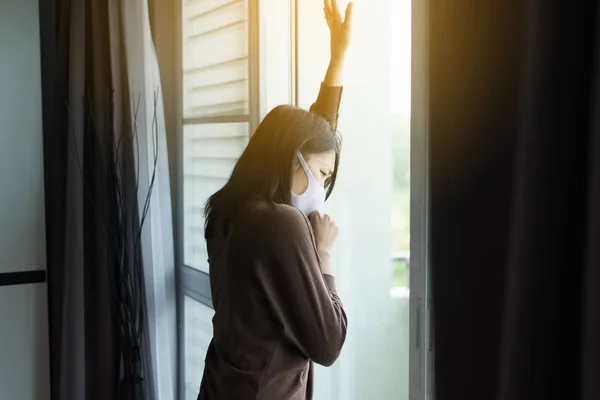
[429,1,600,399]
[40,0,152,399]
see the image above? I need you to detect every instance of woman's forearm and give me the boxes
[309,58,344,130]
[323,58,345,87]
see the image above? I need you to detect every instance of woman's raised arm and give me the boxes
[309,0,353,131]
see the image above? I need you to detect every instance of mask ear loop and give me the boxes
[292,152,313,197]
[296,152,318,183]
[292,153,307,196]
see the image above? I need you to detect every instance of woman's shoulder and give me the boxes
[238,201,312,238]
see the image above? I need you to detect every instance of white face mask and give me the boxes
[291,152,326,216]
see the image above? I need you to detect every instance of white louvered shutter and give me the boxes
[182,0,257,273]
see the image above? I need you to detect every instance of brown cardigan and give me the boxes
[198,85,347,400]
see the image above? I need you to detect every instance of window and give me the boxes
[173,0,431,399]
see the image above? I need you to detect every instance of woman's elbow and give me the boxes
[311,329,347,367]
[313,347,342,367]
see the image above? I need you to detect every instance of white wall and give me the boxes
[0,0,51,398]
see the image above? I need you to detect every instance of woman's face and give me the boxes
[291,151,336,195]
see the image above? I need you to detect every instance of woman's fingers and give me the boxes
[343,2,353,30]
[324,4,333,29]
[331,0,342,25]
[324,0,332,18]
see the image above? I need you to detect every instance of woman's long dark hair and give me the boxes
[204,105,342,239]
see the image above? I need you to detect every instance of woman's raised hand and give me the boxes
[324,0,353,64]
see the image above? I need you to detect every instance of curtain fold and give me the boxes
[429,1,600,399]
[497,2,599,399]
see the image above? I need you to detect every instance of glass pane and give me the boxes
[184,296,215,400]
[183,122,249,272]
[182,0,250,118]
[390,0,411,293]
[297,0,411,399]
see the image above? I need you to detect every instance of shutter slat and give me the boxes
[182,0,249,119]
[187,0,244,22]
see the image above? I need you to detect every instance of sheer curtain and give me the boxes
[121,1,177,399]
[297,1,402,399]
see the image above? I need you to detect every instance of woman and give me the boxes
[198,1,353,399]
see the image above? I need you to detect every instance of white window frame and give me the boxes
[409,0,433,398]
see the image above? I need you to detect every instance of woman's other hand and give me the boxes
[309,211,339,275]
